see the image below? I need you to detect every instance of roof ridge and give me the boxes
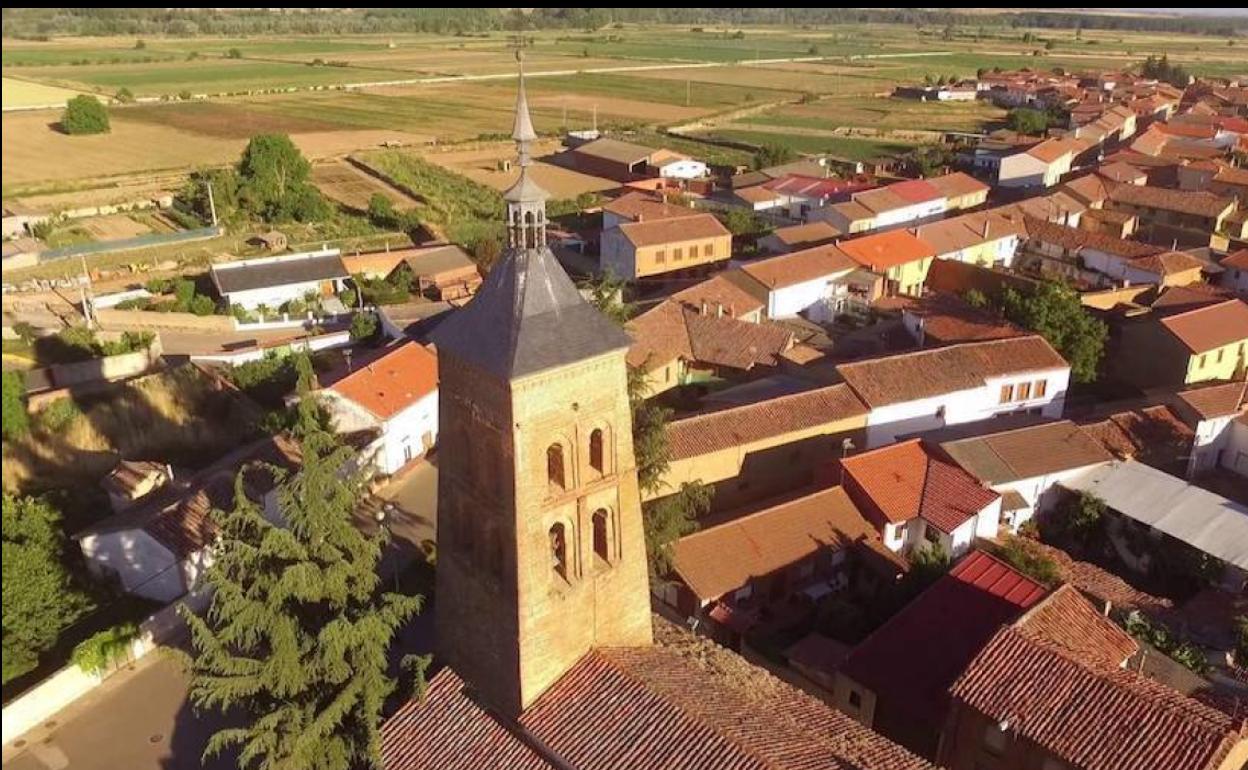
[674,486,852,543]
[669,382,853,426]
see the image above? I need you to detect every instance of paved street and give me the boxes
[3,461,438,770]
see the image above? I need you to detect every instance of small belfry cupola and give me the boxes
[503,51,549,251]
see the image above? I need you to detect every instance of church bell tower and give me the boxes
[429,52,653,719]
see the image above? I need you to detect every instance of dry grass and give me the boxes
[422,139,618,198]
[2,365,263,495]
[311,160,418,211]
[1,76,95,109]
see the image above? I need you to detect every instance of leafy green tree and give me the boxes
[349,312,379,343]
[642,482,711,578]
[1006,107,1051,135]
[180,373,421,769]
[236,134,327,223]
[227,47,243,59]
[580,273,630,325]
[962,289,989,309]
[61,95,110,135]
[113,87,135,103]
[901,143,954,177]
[2,494,94,684]
[1002,283,1107,383]
[992,535,1061,587]
[2,370,29,441]
[752,142,796,170]
[366,193,395,227]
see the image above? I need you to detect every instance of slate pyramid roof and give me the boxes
[429,246,632,380]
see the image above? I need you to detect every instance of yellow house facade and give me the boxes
[1186,338,1248,384]
[601,213,732,280]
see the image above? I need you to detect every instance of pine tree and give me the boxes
[180,359,423,770]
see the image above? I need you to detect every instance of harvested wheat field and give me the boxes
[2,364,263,497]
[311,160,419,211]
[1,76,95,109]
[424,140,617,198]
[79,214,152,240]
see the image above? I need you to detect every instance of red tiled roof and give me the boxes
[1029,539,1174,619]
[603,190,699,223]
[325,342,437,420]
[1222,249,1248,270]
[1160,299,1248,353]
[839,550,1046,732]
[735,185,784,205]
[768,220,842,247]
[739,243,858,290]
[617,212,731,248]
[905,294,1025,345]
[1176,380,1248,421]
[950,621,1241,770]
[1109,184,1235,219]
[1024,216,1164,259]
[835,336,1068,408]
[1130,250,1205,277]
[626,302,793,372]
[838,229,937,271]
[670,272,766,318]
[1078,405,1195,465]
[887,178,943,204]
[840,439,1000,532]
[671,486,895,601]
[925,172,990,200]
[382,620,938,770]
[666,383,867,461]
[1014,584,1138,664]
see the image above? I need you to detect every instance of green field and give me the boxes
[695,128,917,162]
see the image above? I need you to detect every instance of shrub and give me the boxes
[993,535,1061,586]
[71,623,139,675]
[145,277,173,295]
[37,397,82,432]
[2,371,28,441]
[114,297,151,311]
[189,295,217,316]
[227,47,242,59]
[173,278,196,307]
[338,288,358,308]
[113,87,135,104]
[350,312,379,342]
[62,95,110,135]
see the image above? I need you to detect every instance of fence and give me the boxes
[189,330,351,366]
[38,226,223,264]
[0,587,211,747]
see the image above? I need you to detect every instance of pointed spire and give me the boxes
[512,50,538,152]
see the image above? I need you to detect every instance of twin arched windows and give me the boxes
[546,428,610,492]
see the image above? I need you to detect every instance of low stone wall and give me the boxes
[46,336,163,389]
[96,308,234,334]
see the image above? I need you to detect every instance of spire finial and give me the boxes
[512,48,538,156]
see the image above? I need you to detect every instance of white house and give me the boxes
[938,420,1115,532]
[1220,249,1248,295]
[835,336,1072,448]
[1172,380,1247,478]
[998,137,1088,189]
[318,341,439,475]
[655,157,709,180]
[211,248,350,311]
[75,436,300,602]
[734,244,861,322]
[840,439,1002,558]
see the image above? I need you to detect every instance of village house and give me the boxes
[625,299,795,397]
[600,190,696,229]
[940,579,1248,770]
[834,336,1071,448]
[210,248,350,311]
[734,243,868,322]
[600,210,731,281]
[564,136,660,181]
[1113,298,1248,389]
[834,550,1049,758]
[403,244,481,301]
[838,440,1002,557]
[900,293,1025,347]
[813,173,987,235]
[1171,380,1248,478]
[996,136,1091,189]
[315,341,439,475]
[1220,249,1248,294]
[1078,402,1196,475]
[662,485,905,648]
[755,174,873,221]
[910,210,1026,269]
[936,420,1115,532]
[1022,216,1203,288]
[75,435,301,602]
[1106,183,1237,246]
[656,383,868,511]
[758,220,843,254]
[838,229,938,298]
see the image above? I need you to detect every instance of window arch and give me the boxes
[547,443,566,491]
[589,428,605,475]
[549,522,568,580]
[592,508,610,564]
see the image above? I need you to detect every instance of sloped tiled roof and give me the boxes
[925,171,990,200]
[838,229,937,271]
[626,302,793,373]
[670,272,766,318]
[1014,584,1138,665]
[1109,184,1236,219]
[1175,380,1248,421]
[1078,405,1195,466]
[840,439,1000,532]
[768,220,842,247]
[939,420,1113,485]
[381,619,938,770]
[603,190,698,223]
[671,486,892,601]
[835,336,1068,408]
[323,342,438,420]
[839,550,1047,733]
[739,243,858,290]
[666,383,867,460]
[617,212,730,248]
[1160,298,1248,353]
[571,137,654,165]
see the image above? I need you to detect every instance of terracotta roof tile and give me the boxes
[626,303,792,373]
[666,383,867,461]
[1222,249,1248,270]
[1109,184,1236,219]
[939,420,1113,485]
[1024,216,1164,259]
[571,137,654,164]
[1160,299,1248,353]
[1176,380,1248,421]
[925,171,990,200]
[768,220,842,247]
[735,185,784,204]
[838,229,937,271]
[603,190,698,222]
[840,439,1000,532]
[739,243,858,290]
[1078,405,1195,466]
[671,486,890,601]
[1028,540,1174,618]
[1014,584,1138,664]
[617,212,730,248]
[670,272,766,318]
[324,342,437,420]
[836,336,1068,408]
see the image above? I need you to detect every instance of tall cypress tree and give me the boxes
[181,359,422,770]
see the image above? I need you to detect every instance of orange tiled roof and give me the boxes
[671,486,893,601]
[840,439,1000,532]
[617,212,731,248]
[326,342,438,420]
[1160,299,1248,354]
[739,243,858,290]
[626,302,793,373]
[838,229,937,271]
[1109,184,1235,219]
[1176,380,1248,421]
[669,272,766,318]
[603,190,698,223]
[666,383,867,461]
[925,171,990,200]
[835,336,1068,408]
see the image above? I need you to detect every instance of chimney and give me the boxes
[700,300,708,316]
[983,219,991,239]
[636,213,644,223]
[716,302,724,318]
[727,303,735,318]
[165,463,175,482]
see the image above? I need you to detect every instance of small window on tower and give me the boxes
[589,429,605,474]
[547,443,566,491]
[593,509,610,564]
[550,522,568,580]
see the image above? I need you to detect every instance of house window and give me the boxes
[547,443,566,491]
[1217,348,1225,364]
[1034,379,1047,398]
[1017,382,1031,400]
[592,508,610,564]
[656,249,666,263]
[1199,354,1207,369]
[703,243,714,257]
[673,247,683,261]
[848,690,863,708]
[982,723,1008,756]
[999,384,1014,404]
[550,522,568,580]
[589,429,605,474]
[936,405,946,419]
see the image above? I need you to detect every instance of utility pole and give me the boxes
[80,255,95,329]
[206,178,218,227]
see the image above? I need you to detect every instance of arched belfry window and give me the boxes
[550,522,568,580]
[589,429,605,475]
[547,443,566,491]
[592,509,610,565]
